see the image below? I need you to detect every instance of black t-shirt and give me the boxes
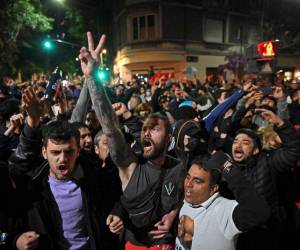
[121,155,184,246]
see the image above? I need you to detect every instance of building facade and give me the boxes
[109,0,299,82]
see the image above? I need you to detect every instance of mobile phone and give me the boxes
[45,67,62,100]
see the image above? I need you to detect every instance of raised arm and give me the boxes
[203,81,255,133]
[255,108,300,173]
[79,32,137,188]
[9,87,44,176]
[70,82,91,123]
[203,88,245,132]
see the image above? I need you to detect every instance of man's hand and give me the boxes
[255,108,284,127]
[268,135,282,149]
[16,231,39,250]
[53,82,67,113]
[112,102,128,117]
[4,113,24,137]
[245,91,263,109]
[78,32,106,78]
[22,87,43,128]
[148,208,178,240]
[106,214,124,234]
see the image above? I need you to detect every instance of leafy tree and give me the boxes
[0,0,53,77]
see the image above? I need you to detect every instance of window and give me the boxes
[229,17,248,44]
[132,14,157,41]
[204,18,224,43]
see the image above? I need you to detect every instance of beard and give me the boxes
[143,139,167,160]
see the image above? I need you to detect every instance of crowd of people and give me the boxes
[1,32,300,250]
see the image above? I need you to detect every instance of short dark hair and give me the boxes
[190,156,222,187]
[42,121,80,147]
[262,95,277,107]
[235,128,262,151]
[212,89,228,100]
[145,112,172,136]
[72,121,89,131]
[0,98,20,121]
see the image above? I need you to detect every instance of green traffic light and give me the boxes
[98,72,105,80]
[42,39,53,50]
[97,68,110,82]
[44,41,52,48]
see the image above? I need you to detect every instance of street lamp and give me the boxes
[41,38,80,50]
[100,49,107,67]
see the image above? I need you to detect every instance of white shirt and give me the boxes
[176,193,241,250]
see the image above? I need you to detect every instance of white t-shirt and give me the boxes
[176,193,241,250]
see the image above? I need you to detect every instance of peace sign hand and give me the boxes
[79,32,106,78]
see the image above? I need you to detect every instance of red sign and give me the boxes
[257,41,276,57]
[149,72,174,85]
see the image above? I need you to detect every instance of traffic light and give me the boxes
[245,41,277,74]
[97,67,110,82]
[42,39,53,51]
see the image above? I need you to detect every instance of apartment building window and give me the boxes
[204,18,224,43]
[132,14,156,41]
[229,16,248,44]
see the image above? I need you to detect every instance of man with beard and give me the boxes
[230,108,300,250]
[80,32,183,249]
[72,122,94,153]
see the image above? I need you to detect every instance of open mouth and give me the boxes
[143,139,153,152]
[84,145,93,151]
[185,189,191,195]
[233,150,244,159]
[185,189,192,198]
[58,165,69,176]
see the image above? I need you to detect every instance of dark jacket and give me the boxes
[235,122,300,250]
[9,125,122,250]
[241,122,300,222]
[0,162,26,250]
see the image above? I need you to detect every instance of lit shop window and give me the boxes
[132,15,156,41]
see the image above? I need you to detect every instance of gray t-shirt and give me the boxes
[48,176,89,250]
[176,193,240,250]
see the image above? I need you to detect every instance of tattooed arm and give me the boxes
[79,32,137,189]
